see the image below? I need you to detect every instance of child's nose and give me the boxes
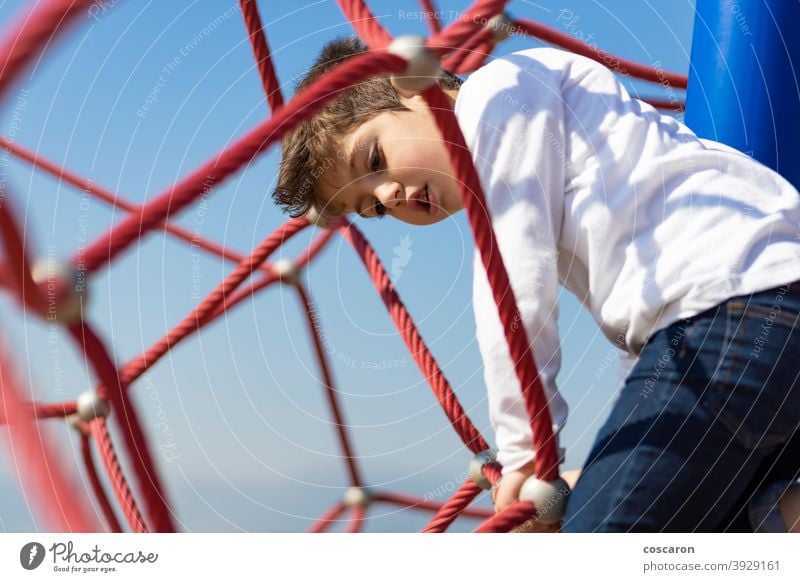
[375,181,404,208]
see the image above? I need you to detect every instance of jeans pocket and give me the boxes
[700,300,800,450]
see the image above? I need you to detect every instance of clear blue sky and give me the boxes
[0,0,695,532]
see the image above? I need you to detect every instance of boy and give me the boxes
[273,36,800,532]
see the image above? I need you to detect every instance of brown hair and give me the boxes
[272,36,462,221]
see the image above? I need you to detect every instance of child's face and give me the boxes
[316,94,464,225]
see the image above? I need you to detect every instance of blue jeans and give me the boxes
[561,280,800,532]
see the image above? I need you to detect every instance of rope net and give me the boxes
[0,0,686,533]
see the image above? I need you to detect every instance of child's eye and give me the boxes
[369,146,381,171]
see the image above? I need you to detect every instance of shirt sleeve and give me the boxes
[455,57,569,475]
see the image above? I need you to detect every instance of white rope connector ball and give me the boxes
[388,35,442,94]
[487,12,515,43]
[305,206,337,229]
[518,476,570,525]
[272,258,300,285]
[76,390,111,423]
[342,486,374,509]
[31,259,87,325]
[468,448,498,490]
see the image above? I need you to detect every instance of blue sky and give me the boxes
[0,0,695,532]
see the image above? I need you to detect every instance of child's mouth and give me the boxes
[425,186,438,216]
[410,186,437,216]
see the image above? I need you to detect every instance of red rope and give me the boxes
[336,0,393,49]
[427,0,507,59]
[419,0,442,34]
[296,283,364,488]
[79,429,123,532]
[0,195,45,314]
[0,400,77,424]
[423,86,560,481]
[474,500,537,532]
[452,33,495,74]
[373,491,493,519]
[239,0,284,112]
[514,17,688,89]
[207,273,279,321]
[68,322,175,532]
[0,342,99,531]
[90,418,149,533]
[33,401,77,418]
[422,479,484,533]
[308,501,347,533]
[0,0,97,103]
[339,220,490,454]
[483,461,502,484]
[442,26,493,73]
[345,506,366,533]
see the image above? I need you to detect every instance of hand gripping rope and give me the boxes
[0,0,687,533]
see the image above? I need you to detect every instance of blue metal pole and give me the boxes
[685,0,800,190]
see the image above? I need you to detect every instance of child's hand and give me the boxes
[493,460,537,513]
[493,463,582,529]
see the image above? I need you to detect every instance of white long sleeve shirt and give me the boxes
[454,47,800,475]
